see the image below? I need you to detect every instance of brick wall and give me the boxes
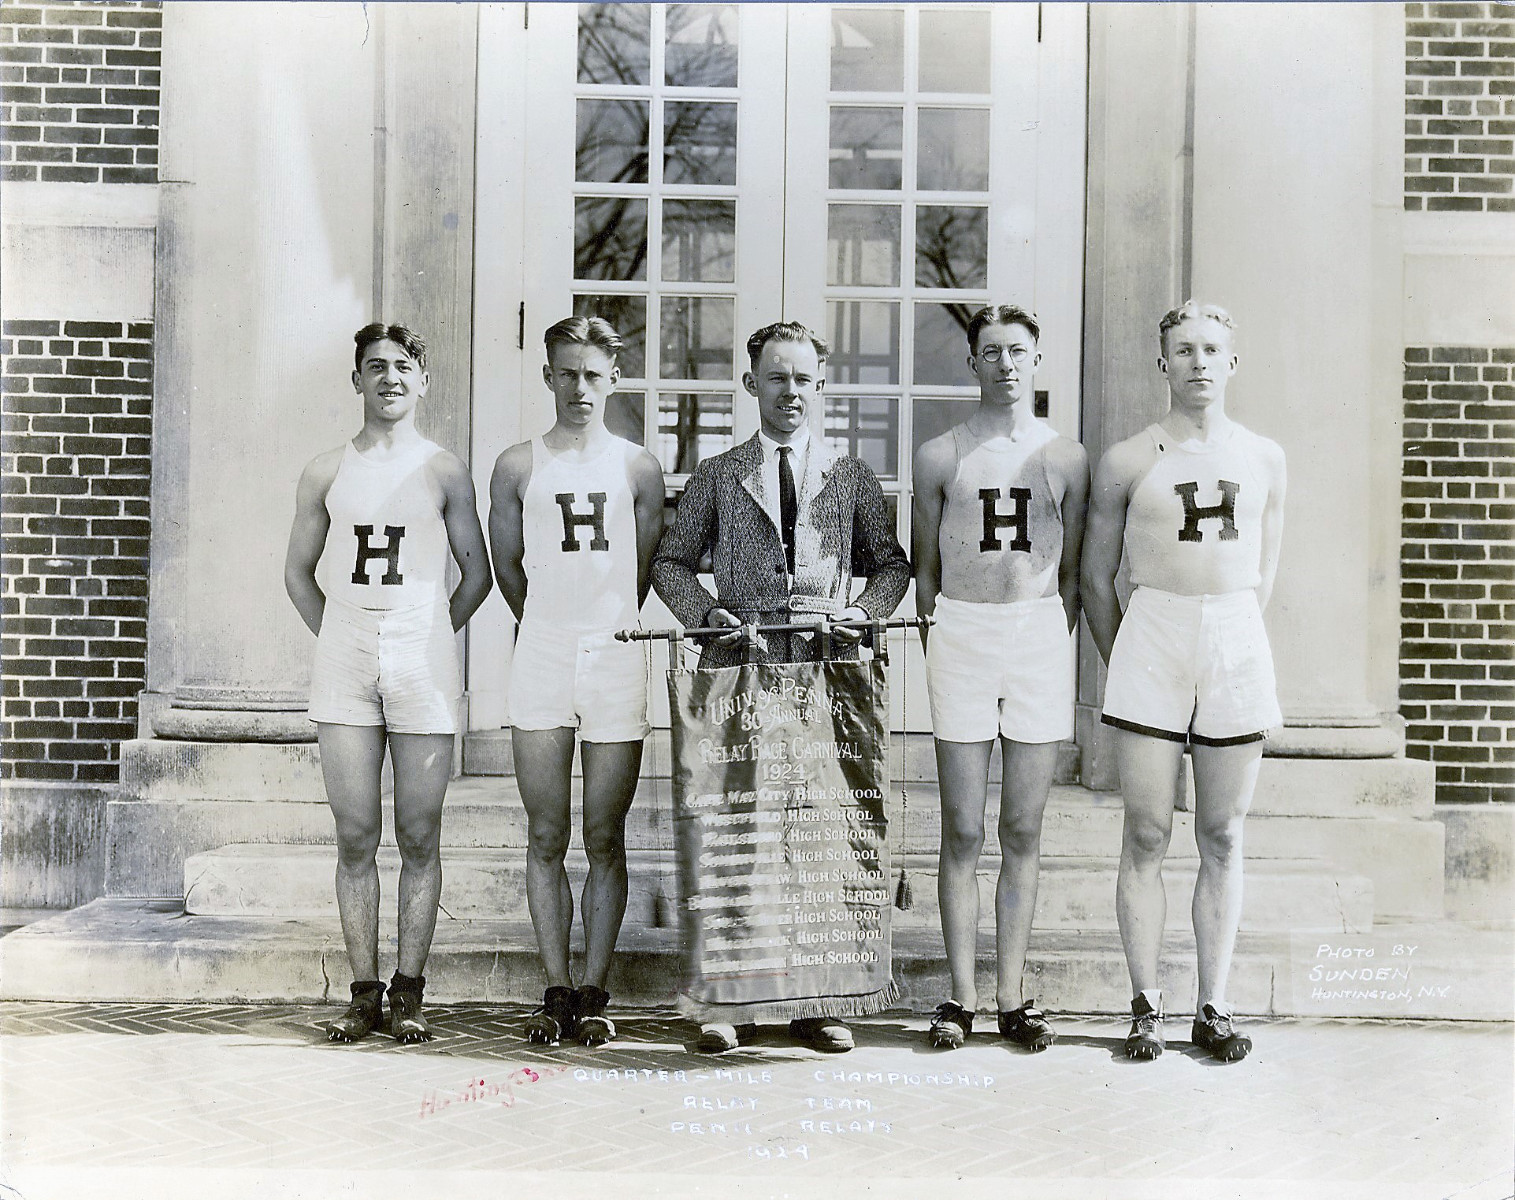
[1405,1,1514,212]
[1400,346,1515,803]
[0,0,160,185]
[1,320,152,782]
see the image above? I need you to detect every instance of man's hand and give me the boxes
[706,607,748,649]
[830,605,869,645]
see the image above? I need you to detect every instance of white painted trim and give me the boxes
[0,181,158,229]
[1033,2,1089,441]
[467,2,531,731]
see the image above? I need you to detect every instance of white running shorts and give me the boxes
[1101,586,1282,746]
[926,593,1075,744]
[508,618,650,743]
[308,598,460,734]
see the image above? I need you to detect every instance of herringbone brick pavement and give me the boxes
[0,1002,1509,1198]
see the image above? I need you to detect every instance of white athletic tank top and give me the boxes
[520,434,640,630]
[319,437,451,610]
[1125,422,1271,595]
[938,420,1063,603]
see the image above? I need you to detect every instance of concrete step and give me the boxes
[111,777,1441,859]
[121,777,1441,920]
[124,733,1433,819]
[4,898,1508,1019]
[183,843,1375,933]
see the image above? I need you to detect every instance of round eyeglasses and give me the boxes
[975,345,1032,365]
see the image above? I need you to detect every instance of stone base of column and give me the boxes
[152,708,317,743]
[147,687,317,743]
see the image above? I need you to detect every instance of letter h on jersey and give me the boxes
[351,524,406,585]
[979,487,1032,553]
[1173,480,1240,543]
[556,492,610,552]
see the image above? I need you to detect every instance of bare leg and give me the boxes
[1191,740,1263,1010]
[1114,729,1184,996]
[513,726,577,989]
[994,738,1060,1010]
[317,722,386,981]
[388,732,454,978]
[579,739,644,990]
[935,739,994,1010]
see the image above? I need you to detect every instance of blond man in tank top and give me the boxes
[1082,301,1287,1062]
[912,304,1089,1053]
[285,323,493,1045]
[489,317,666,1048]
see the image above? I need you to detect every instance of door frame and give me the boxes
[469,2,1088,736]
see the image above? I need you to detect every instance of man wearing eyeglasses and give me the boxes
[911,304,1089,1053]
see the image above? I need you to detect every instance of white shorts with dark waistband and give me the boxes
[308,598,460,734]
[508,617,650,743]
[1101,586,1282,746]
[926,593,1075,744]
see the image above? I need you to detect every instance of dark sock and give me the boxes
[390,970,425,995]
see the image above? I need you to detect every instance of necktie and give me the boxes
[778,444,797,576]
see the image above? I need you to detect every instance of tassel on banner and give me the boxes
[894,786,913,911]
[893,634,914,912]
[894,864,913,912]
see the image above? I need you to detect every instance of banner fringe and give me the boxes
[676,979,901,1025]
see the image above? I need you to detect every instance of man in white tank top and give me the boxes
[1082,302,1287,1063]
[488,317,666,1048]
[912,305,1089,1052]
[285,324,493,1045]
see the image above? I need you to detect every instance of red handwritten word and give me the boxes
[418,1065,569,1118]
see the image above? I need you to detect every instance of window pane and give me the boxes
[911,398,980,457]
[827,204,900,287]
[606,391,645,445]
[576,99,651,184]
[827,300,900,385]
[666,4,738,87]
[573,293,647,378]
[660,296,734,381]
[578,3,650,85]
[830,9,903,92]
[913,302,976,386]
[830,107,903,190]
[664,101,737,185]
[917,108,990,191]
[915,205,987,289]
[662,199,735,283]
[657,392,733,473]
[575,197,648,281]
[825,396,899,479]
[919,10,990,93]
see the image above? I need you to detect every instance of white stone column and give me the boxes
[148,2,376,739]
[1078,4,1192,787]
[1191,2,1401,751]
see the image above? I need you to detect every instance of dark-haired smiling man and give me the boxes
[285,324,492,1045]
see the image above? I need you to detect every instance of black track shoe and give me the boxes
[998,999,1057,1052]
[1124,993,1165,1060]
[326,981,386,1043]
[928,1001,973,1049]
[525,985,577,1046]
[573,986,616,1046]
[387,972,433,1045]
[1192,1003,1252,1062]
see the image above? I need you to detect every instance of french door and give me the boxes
[470,2,1087,733]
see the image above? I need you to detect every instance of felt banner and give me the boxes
[668,657,895,1022]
